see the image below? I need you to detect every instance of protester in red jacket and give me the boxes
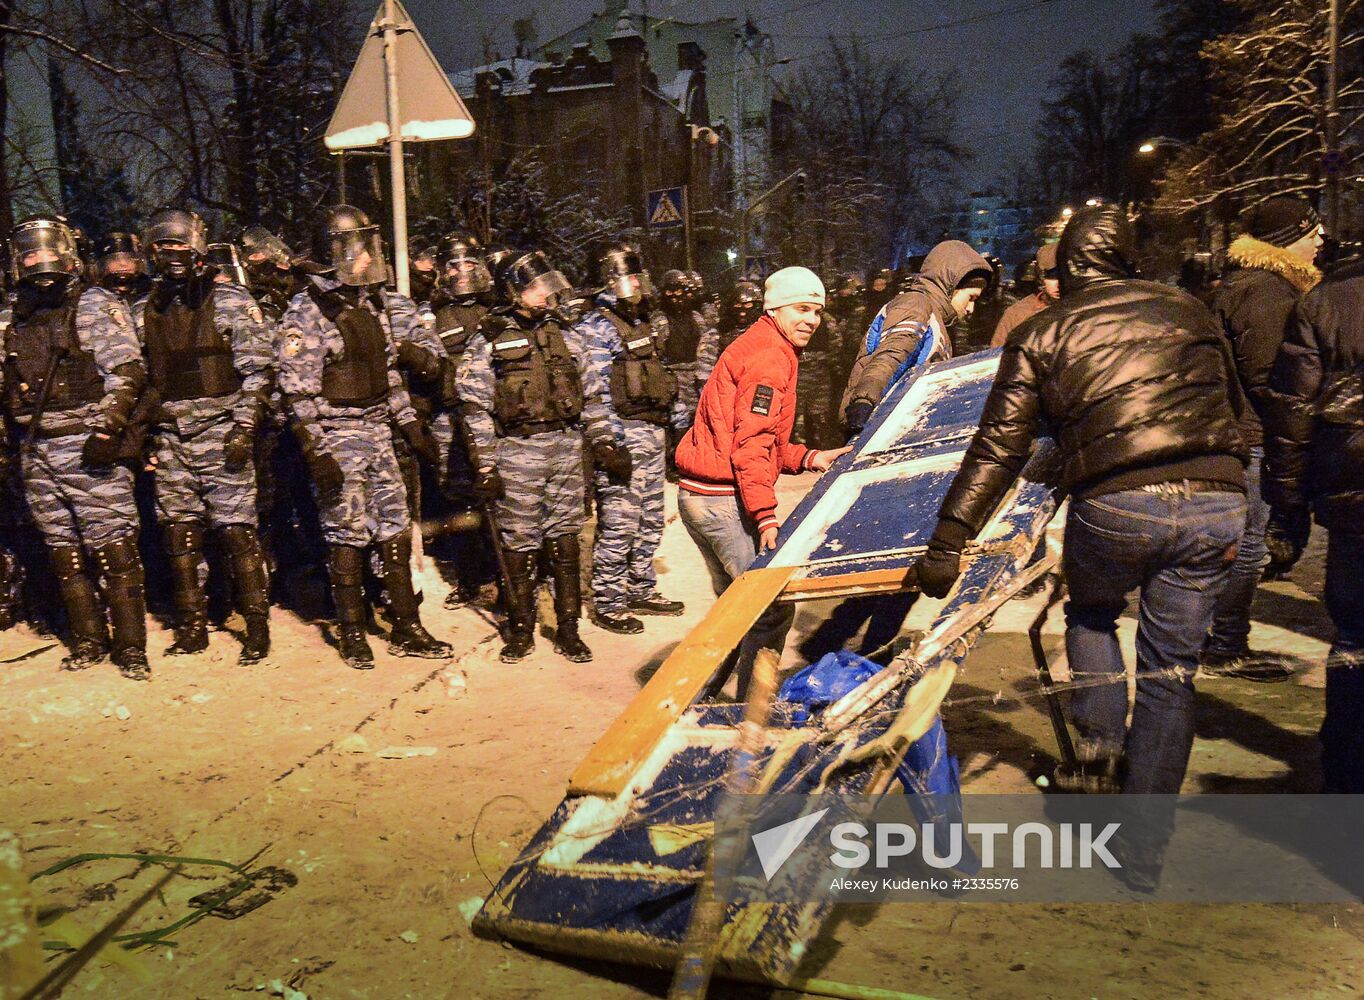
[676,266,850,697]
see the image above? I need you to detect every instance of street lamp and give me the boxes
[1138,136,1190,155]
[1061,207,1073,218]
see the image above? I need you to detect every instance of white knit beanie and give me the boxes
[763,266,826,310]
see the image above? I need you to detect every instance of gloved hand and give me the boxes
[399,420,441,466]
[1265,506,1310,577]
[223,423,254,472]
[906,518,972,599]
[844,400,874,435]
[80,429,121,467]
[592,439,633,482]
[308,451,345,506]
[474,465,504,503]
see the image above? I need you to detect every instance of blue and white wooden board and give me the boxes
[472,349,1062,982]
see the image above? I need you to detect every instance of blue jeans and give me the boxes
[1323,530,1364,792]
[1206,447,1270,656]
[678,492,795,700]
[1064,487,1246,795]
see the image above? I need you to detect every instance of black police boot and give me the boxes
[51,546,107,670]
[626,595,686,617]
[221,525,271,665]
[546,535,592,663]
[499,549,538,663]
[0,548,19,631]
[378,531,452,659]
[93,538,150,681]
[165,522,209,655]
[328,545,374,670]
[594,608,644,634]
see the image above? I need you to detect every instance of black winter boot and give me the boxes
[164,522,209,655]
[93,538,150,681]
[546,535,592,663]
[221,525,271,664]
[328,545,373,670]
[52,546,107,670]
[378,532,452,658]
[499,549,538,662]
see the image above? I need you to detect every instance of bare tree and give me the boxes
[1156,0,1364,227]
[776,36,967,269]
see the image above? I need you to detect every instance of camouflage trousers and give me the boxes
[315,416,410,548]
[153,417,258,528]
[430,409,476,502]
[592,419,667,614]
[493,428,584,552]
[19,432,139,549]
[796,351,837,449]
[667,361,703,431]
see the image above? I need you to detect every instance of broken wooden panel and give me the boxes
[474,350,1065,982]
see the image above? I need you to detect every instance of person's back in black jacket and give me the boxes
[1263,258,1364,533]
[934,205,1247,538]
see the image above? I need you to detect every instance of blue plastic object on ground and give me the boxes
[778,649,980,874]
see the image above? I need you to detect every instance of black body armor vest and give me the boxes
[603,309,676,426]
[309,285,390,409]
[660,308,701,365]
[142,282,243,402]
[4,292,105,419]
[486,313,585,436]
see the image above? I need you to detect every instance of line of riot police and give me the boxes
[0,206,795,677]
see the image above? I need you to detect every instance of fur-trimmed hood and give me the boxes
[1227,235,1321,293]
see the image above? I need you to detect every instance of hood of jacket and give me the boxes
[1226,235,1321,294]
[907,239,992,324]
[1059,205,1138,295]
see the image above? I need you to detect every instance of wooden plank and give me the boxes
[568,565,797,798]
[776,568,909,601]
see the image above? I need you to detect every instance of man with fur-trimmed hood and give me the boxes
[1205,196,1323,680]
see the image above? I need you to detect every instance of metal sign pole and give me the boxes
[381,0,410,297]
[682,185,693,271]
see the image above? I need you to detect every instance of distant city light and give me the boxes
[1138,142,1157,154]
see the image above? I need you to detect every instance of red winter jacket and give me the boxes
[676,314,815,533]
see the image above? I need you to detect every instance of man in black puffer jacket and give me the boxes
[911,206,1248,816]
[1263,258,1364,793]
[1205,198,1322,680]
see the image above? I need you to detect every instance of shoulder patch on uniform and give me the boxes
[284,330,303,357]
[752,384,774,416]
[105,304,130,327]
[248,304,265,324]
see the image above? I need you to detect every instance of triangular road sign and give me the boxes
[649,190,684,227]
[326,0,475,150]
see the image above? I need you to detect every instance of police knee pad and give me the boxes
[165,522,205,558]
[327,545,365,588]
[218,523,261,557]
[50,546,86,583]
[93,537,143,581]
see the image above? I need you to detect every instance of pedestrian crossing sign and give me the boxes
[647,187,686,230]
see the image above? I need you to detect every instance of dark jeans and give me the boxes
[678,492,795,700]
[1206,447,1270,656]
[1064,487,1246,795]
[1323,529,1364,793]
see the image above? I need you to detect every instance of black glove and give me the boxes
[80,429,121,467]
[844,399,874,435]
[223,423,254,472]
[308,451,345,505]
[474,465,504,503]
[907,518,972,599]
[1265,506,1310,577]
[592,440,633,482]
[399,420,441,466]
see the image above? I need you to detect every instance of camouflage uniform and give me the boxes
[277,274,449,668]
[578,296,680,625]
[456,307,622,661]
[134,276,274,660]
[1,283,149,674]
[385,289,447,522]
[659,306,718,431]
[795,311,845,450]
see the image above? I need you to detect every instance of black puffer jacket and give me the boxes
[936,206,1247,534]
[1262,258,1364,532]
[1211,236,1321,448]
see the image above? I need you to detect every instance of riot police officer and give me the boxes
[2,215,149,678]
[717,280,763,354]
[657,269,718,432]
[427,231,494,608]
[95,233,150,304]
[239,226,299,322]
[134,209,275,664]
[205,242,249,287]
[408,245,439,308]
[578,242,685,634]
[276,205,451,670]
[455,249,627,663]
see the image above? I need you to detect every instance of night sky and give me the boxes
[403,0,1159,189]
